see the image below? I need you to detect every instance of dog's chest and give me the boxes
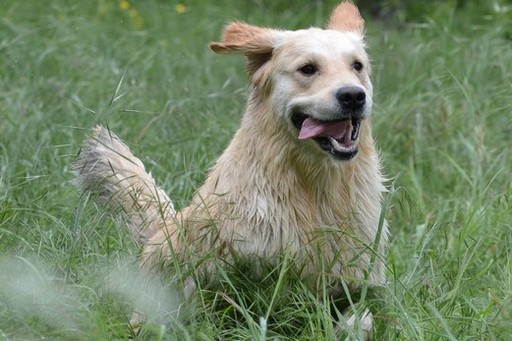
[232,180,361,252]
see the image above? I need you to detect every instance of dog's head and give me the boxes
[210,2,372,161]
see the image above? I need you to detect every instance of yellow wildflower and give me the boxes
[117,0,145,30]
[176,4,187,14]
[119,0,130,10]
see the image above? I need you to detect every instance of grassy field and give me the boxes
[1,0,511,340]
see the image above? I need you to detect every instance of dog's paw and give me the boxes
[334,308,374,340]
[129,310,146,337]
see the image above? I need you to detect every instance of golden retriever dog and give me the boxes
[74,1,388,338]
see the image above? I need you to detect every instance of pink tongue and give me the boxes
[298,118,350,140]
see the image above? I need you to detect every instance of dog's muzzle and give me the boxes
[292,86,367,161]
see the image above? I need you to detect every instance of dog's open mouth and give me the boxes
[293,114,361,160]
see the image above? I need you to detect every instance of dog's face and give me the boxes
[271,29,372,160]
[211,2,371,161]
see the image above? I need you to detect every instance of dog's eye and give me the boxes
[353,61,363,72]
[298,63,318,75]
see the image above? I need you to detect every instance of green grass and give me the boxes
[1,0,511,339]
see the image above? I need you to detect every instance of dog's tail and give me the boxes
[73,126,174,244]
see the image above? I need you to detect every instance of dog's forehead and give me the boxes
[276,28,364,58]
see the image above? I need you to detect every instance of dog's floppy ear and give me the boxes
[210,22,278,76]
[327,1,365,35]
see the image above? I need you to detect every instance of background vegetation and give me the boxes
[0,0,511,339]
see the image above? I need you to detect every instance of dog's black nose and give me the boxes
[336,86,366,111]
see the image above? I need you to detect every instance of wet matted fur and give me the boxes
[74,1,388,338]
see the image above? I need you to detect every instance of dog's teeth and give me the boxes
[330,137,342,149]
[329,137,355,152]
[351,121,360,141]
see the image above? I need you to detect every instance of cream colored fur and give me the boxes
[74,2,388,338]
